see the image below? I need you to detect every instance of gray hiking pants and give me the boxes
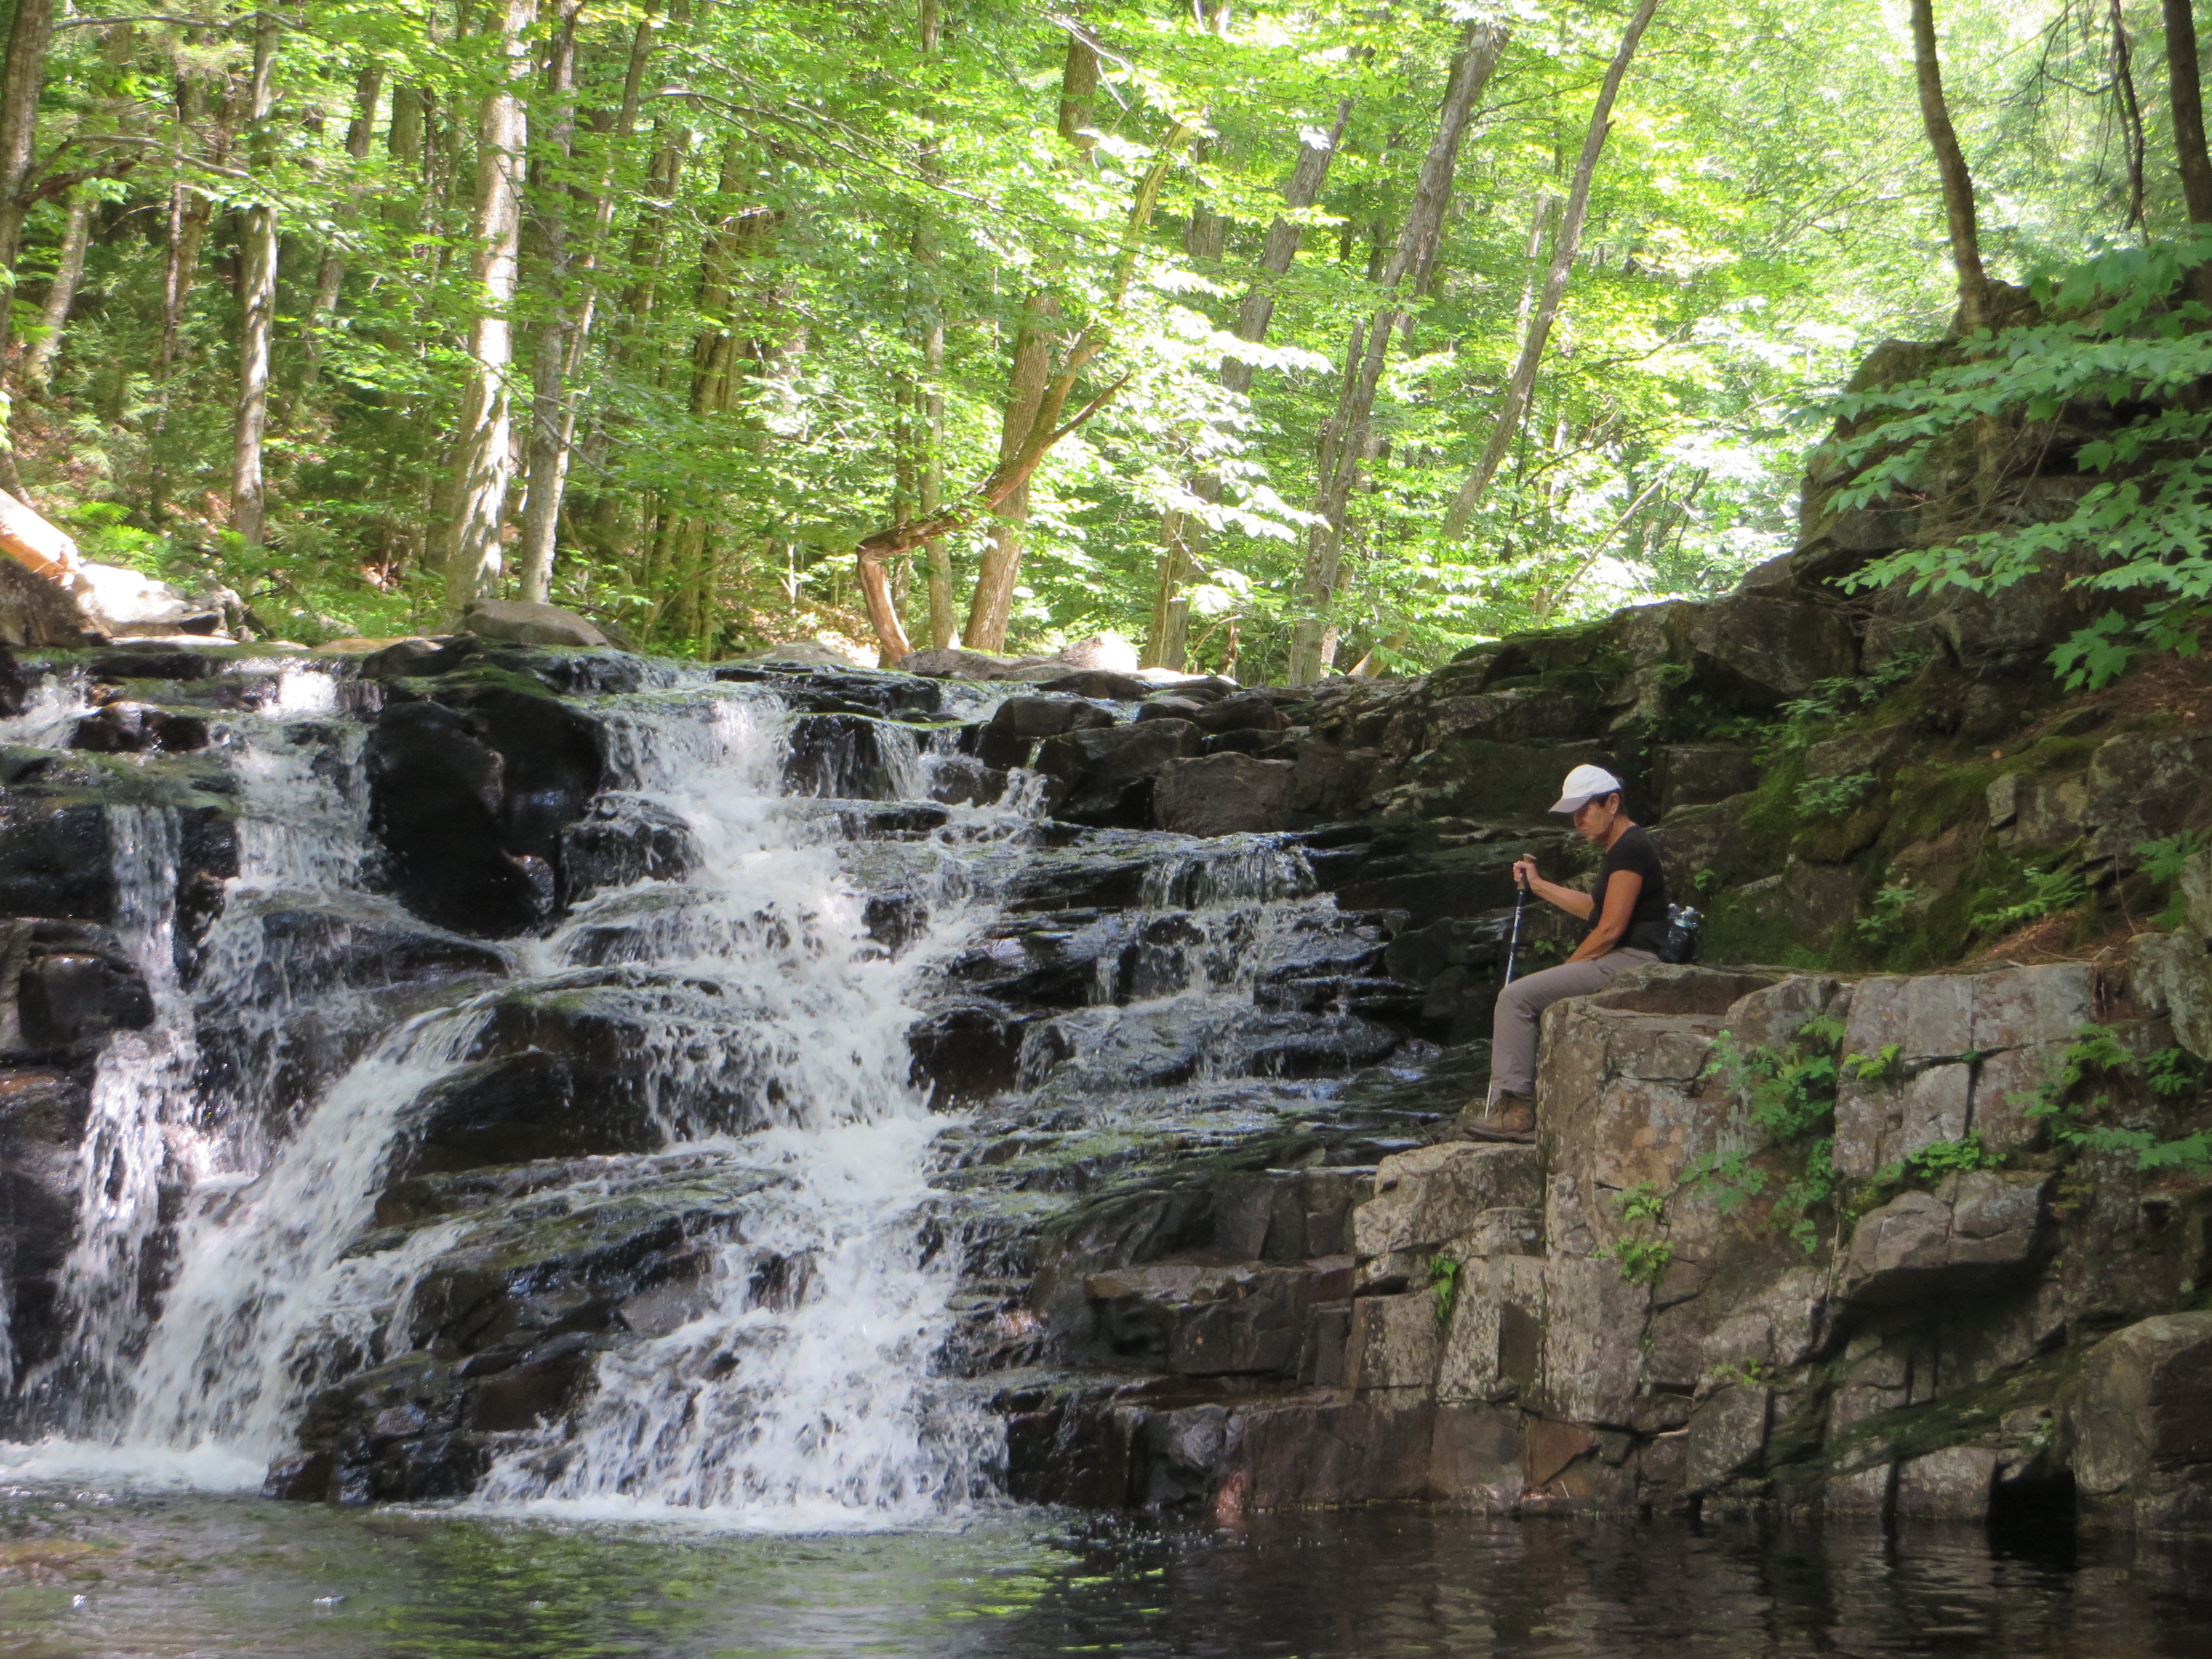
[1489,948,1658,1099]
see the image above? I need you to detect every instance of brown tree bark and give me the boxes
[1286,20,1507,682]
[2167,0,2212,224]
[231,8,280,546]
[959,290,1057,653]
[439,0,539,615]
[2112,0,2147,229]
[1441,0,1661,540]
[1910,0,1987,336]
[0,0,56,367]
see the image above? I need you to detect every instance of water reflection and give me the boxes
[0,1488,2206,1658]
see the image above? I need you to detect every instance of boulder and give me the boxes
[2126,931,2212,1062]
[1034,718,1202,827]
[1423,688,1599,747]
[364,687,606,936]
[1352,1142,1542,1258]
[71,560,226,639]
[3,920,154,1057]
[1837,1171,2048,1305]
[1152,754,1296,836]
[894,646,1018,679]
[2086,729,2212,861]
[1893,1446,1999,1519]
[69,702,211,754]
[1689,594,1856,697]
[1685,1384,1771,1493]
[2074,1311,2212,1526]
[460,599,609,649]
[977,695,1113,768]
[723,639,867,668]
[1652,746,1760,817]
[0,1067,93,1371]
[1345,1291,1442,1391]
[0,559,101,647]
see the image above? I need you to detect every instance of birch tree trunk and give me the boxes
[231,9,280,547]
[22,192,88,390]
[439,0,539,616]
[1285,21,1506,682]
[515,0,586,603]
[1441,0,1661,540]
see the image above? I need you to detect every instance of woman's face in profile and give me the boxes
[1571,795,1619,842]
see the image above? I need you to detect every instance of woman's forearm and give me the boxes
[1531,877,1593,920]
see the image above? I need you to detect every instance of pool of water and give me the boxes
[0,1484,2206,1658]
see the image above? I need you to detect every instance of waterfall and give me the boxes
[7,672,1008,1524]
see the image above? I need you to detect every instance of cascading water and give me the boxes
[6,665,1019,1520]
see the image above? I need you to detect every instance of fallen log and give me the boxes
[0,487,80,581]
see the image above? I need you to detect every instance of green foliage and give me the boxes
[1686,1015,1849,1253]
[1968,859,2088,936]
[1844,1043,1903,1084]
[1428,1253,1462,1331]
[1832,227,2212,690]
[1856,880,1916,945]
[2021,1027,2212,1175]
[1797,770,1877,820]
[2135,830,2211,886]
[1595,1182,1674,1286]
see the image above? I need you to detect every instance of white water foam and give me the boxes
[12,680,1005,1526]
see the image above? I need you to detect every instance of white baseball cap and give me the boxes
[1550,764,1625,814]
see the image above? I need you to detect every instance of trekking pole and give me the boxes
[1503,865,1528,986]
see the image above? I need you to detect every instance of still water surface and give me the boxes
[0,1484,2205,1658]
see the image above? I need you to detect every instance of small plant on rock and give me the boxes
[1797,770,1877,820]
[1856,880,1915,945]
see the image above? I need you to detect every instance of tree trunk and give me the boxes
[2167,0,2212,222]
[522,8,654,599]
[1285,20,1507,682]
[515,0,586,603]
[231,9,280,547]
[302,65,385,364]
[961,290,1057,652]
[22,191,89,390]
[439,0,539,616]
[2112,0,2147,229]
[1441,0,1661,540]
[916,0,953,651]
[1910,0,1987,335]
[0,0,56,367]
[1147,98,1353,669]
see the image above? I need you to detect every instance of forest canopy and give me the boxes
[0,0,2204,679]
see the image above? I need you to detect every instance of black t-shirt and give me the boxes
[1588,825,1669,954]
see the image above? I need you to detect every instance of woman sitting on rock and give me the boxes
[1466,764,1668,1144]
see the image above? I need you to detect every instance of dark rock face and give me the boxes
[1154,754,1296,836]
[365,685,605,936]
[1034,720,1202,826]
[70,702,211,754]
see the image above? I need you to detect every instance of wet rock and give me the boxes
[1034,719,1202,827]
[86,644,225,681]
[0,1067,92,1372]
[2074,1311,2212,1527]
[784,713,905,800]
[0,799,121,921]
[977,695,1113,768]
[1038,670,1155,700]
[1893,1446,1997,1519]
[712,664,942,720]
[69,702,211,754]
[461,599,608,649]
[1838,1172,2049,1305]
[1685,1384,1771,1492]
[560,797,701,900]
[262,1450,335,1501]
[1347,1291,1441,1390]
[5,920,154,1055]
[1152,754,1296,836]
[365,686,604,936]
[1085,1262,1317,1376]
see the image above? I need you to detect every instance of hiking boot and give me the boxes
[1460,1091,1535,1144]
